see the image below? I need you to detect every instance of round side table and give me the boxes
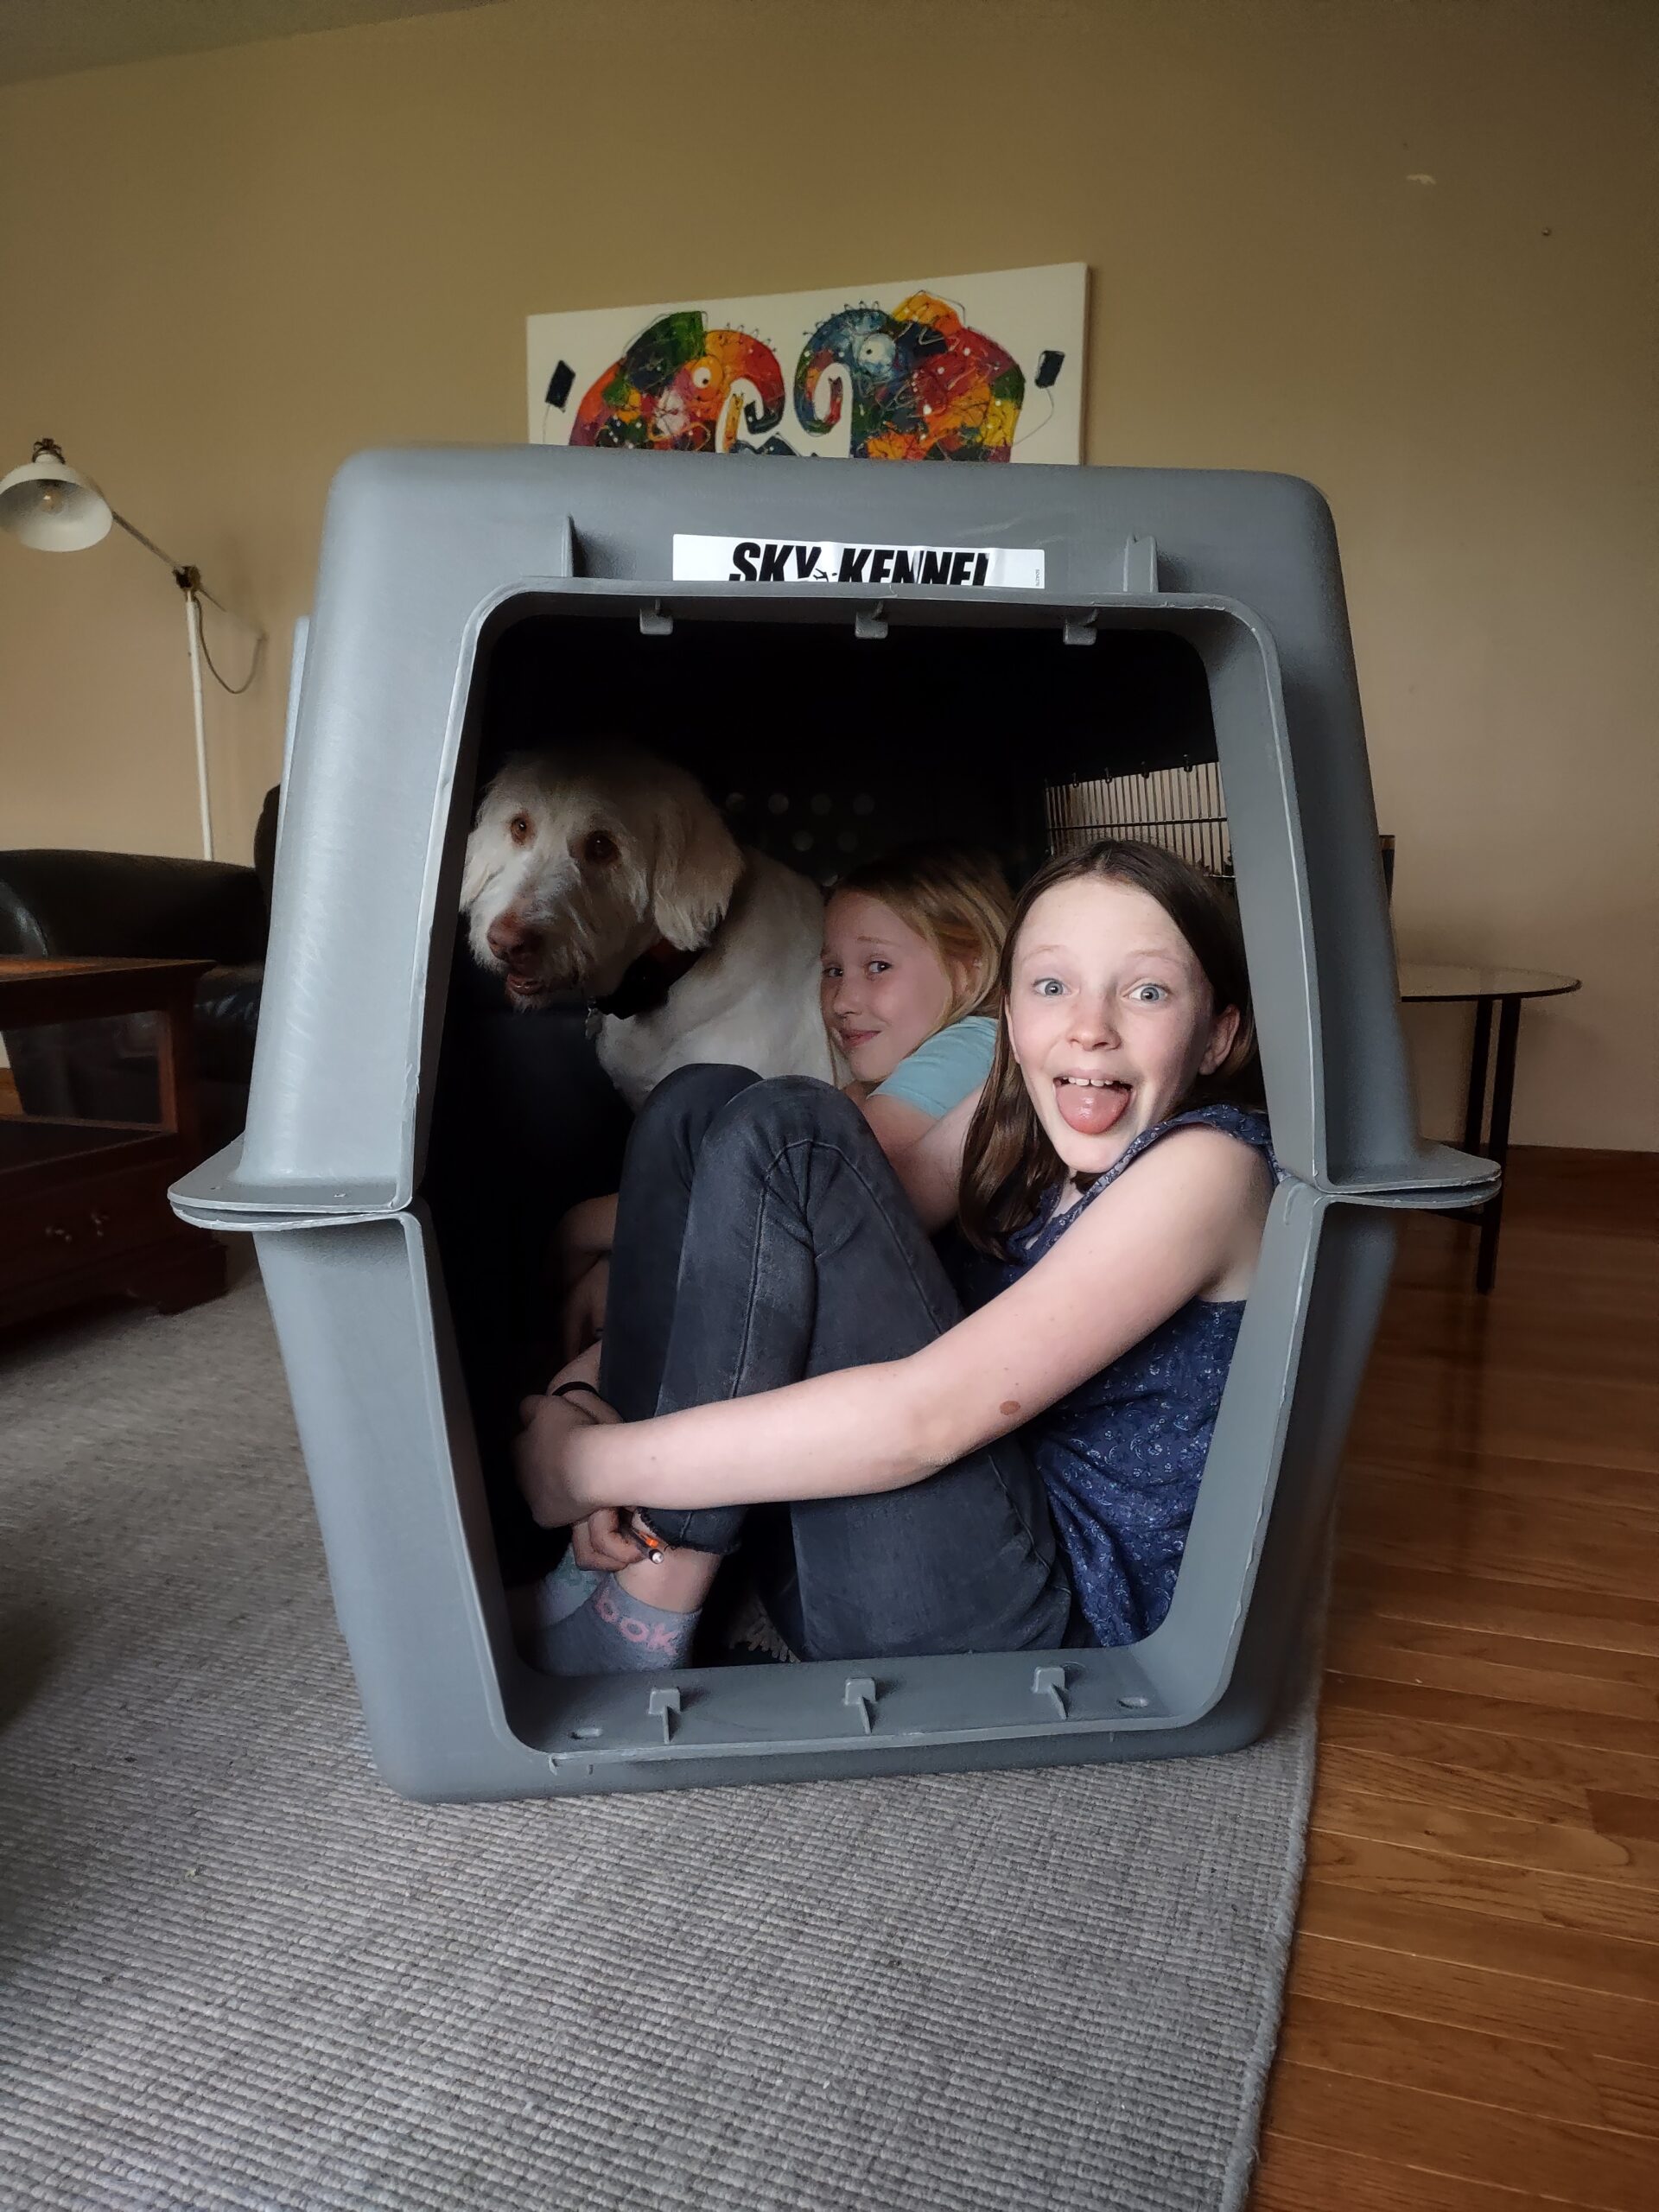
[1397,964,1581,1293]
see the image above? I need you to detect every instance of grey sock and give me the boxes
[508,1551,601,1654]
[531,1572,700,1675]
[536,1550,606,1626]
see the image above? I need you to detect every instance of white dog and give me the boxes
[461,741,838,1109]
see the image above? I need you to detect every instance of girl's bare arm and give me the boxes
[854,1089,933,1153]
[849,1086,977,1233]
[524,1128,1267,1527]
[879,1084,982,1231]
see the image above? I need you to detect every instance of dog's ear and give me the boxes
[458,769,510,912]
[651,779,744,950]
[459,756,539,911]
[459,819,499,912]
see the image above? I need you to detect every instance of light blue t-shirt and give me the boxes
[871,1014,997,1119]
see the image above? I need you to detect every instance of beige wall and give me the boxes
[2,0,1653,1147]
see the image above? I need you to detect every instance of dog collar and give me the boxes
[587,938,708,1026]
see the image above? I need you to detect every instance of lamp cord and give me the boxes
[107,509,264,694]
[188,590,262,696]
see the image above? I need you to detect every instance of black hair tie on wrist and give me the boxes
[550,1381,604,1412]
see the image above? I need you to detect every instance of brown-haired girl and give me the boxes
[517,840,1275,1670]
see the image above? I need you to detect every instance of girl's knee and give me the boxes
[634,1063,759,1151]
[714,1073,861,1146]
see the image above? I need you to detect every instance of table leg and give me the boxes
[1476,996,1522,1294]
[155,981,203,1157]
[1462,995,1494,1153]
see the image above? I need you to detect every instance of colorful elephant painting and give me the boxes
[571,312,786,452]
[794,292,1026,461]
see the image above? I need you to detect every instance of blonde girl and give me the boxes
[557,844,1013,1352]
[820,842,1011,1155]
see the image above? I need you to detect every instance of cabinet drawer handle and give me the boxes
[89,1210,109,1237]
[44,1224,74,1243]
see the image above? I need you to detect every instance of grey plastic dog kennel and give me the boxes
[170,445,1496,1803]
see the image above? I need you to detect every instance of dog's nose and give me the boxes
[486,912,539,965]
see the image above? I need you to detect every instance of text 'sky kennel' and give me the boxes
[172,448,1494,1802]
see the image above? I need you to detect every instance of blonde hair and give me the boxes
[831,844,1014,1025]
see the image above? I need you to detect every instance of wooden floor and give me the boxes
[1249,1147,1659,2211]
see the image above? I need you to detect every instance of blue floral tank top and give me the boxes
[963,1103,1277,1649]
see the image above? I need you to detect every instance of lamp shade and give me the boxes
[0,442,112,551]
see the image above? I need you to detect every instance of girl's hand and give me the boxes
[570,1509,652,1572]
[561,1256,610,1363]
[513,1395,595,1529]
[514,1355,620,1529]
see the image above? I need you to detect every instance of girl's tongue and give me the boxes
[1054,1075,1132,1137]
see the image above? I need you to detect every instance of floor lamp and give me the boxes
[0,437,264,861]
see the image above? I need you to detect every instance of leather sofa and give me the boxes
[0,789,278,1155]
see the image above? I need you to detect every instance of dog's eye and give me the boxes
[508,813,532,845]
[584,832,619,865]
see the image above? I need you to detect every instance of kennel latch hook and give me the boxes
[648,1686,683,1745]
[842,1677,878,1733]
[1117,534,1160,593]
[1032,1666,1070,1720]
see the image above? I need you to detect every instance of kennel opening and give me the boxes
[425,599,1230,1599]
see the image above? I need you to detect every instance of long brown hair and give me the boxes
[958,841,1262,1257]
[831,843,1013,1023]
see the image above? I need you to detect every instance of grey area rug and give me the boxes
[0,1276,1315,2212]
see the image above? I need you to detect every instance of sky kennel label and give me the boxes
[672,533,1046,589]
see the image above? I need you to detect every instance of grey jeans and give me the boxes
[596,1065,1072,1661]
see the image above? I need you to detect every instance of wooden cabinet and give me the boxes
[0,959,227,1328]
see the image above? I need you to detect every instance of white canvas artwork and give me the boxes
[525,263,1086,465]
